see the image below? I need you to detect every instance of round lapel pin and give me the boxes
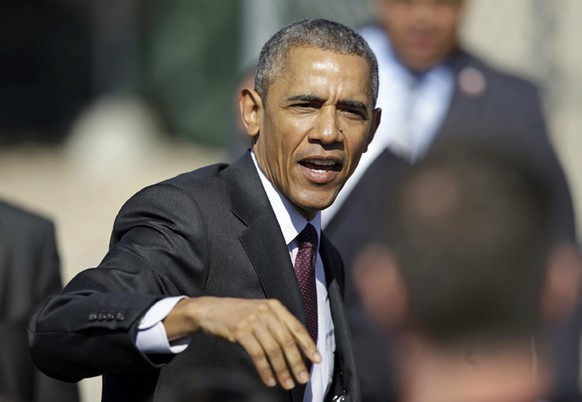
[459,67,486,97]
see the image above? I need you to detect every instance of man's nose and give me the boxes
[312,106,343,144]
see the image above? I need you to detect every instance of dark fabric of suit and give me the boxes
[27,154,359,402]
[0,201,79,402]
[325,49,580,402]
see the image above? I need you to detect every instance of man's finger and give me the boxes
[236,330,277,388]
[269,300,322,364]
[265,308,311,385]
[251,309,296,390]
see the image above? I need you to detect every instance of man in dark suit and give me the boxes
[323,1,579,401]
[0,200,79,402]
[27,19,381,402]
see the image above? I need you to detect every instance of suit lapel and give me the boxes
[320,234,359,400]
[437,52,489,143]
[224,154,305,323]
[223,154,308,402]
[239,214,307,402]
[238,214,305,323]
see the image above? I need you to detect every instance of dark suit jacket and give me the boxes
[27,154,359,402]
[0,201,79,402]
[325,49,579,402]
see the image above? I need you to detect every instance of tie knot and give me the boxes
[297,223,318,250]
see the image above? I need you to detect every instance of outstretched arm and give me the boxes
[164,296,321,390]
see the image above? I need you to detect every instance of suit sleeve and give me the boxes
[524,87,582,402]
[27,183,210,382]
[31,221,81,401]
[32,220,62,305]
[520,84,576,243]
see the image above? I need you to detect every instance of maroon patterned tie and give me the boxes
[294,223,318,343]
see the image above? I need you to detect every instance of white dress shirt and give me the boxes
[135,151,335,402]
[251,151,335,402]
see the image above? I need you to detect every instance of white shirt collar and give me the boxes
[250,150,322,247]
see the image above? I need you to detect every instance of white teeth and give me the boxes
[308,159,336,166]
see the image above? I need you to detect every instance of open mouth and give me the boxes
[299,159,342,173]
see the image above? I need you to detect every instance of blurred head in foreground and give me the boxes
[354,139,582,402]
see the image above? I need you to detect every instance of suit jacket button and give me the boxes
[97,313,105,321]
[88,313,97,322]
[106,313,115,321]
[116,312,125,321]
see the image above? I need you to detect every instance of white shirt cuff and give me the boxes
[135,296,191,354]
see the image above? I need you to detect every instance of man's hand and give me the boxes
[162,297,321,390]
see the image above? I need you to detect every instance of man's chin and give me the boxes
[294,199,337,219]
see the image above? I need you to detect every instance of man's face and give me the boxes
[378,0,464,72]
[241,47,380,219]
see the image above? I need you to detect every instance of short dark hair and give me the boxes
[386,139,552,346]
[255,19,379,104]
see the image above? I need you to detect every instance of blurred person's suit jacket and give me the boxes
[325,48,580,402]
[0,201,79,402]
[27,154,358,402]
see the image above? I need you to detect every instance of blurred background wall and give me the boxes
[0,1,580,401]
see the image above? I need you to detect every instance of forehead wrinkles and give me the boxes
[270,49,371,104]
[267,47,369,90]
[275,47,318,80]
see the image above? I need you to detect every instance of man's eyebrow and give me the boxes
[286,94,325,103]
[338,99,369,114]
[286,95,369,113]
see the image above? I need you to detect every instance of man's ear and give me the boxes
[352,242,409,330]
[541,241,582,324]
[364,108,382,153]
[239,88,263,138]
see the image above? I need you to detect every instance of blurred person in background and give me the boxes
[227,65,257,162]
[353,140,582,402]
[322,0,580,400]
[26,19,381,402]
[0,200,79,402]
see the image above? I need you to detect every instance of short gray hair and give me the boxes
[255,19,379,105]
